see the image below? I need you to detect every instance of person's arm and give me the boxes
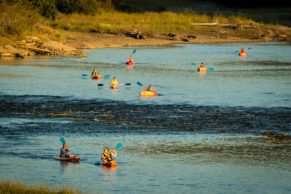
[111,149,117,157]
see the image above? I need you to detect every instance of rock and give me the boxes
[125,30,146,39]
[181,38,190,42]
[15,53,25,58]
[277,34,288,41]
[0,53,14,57]
[187,35,197,39]
[167,33,177,37]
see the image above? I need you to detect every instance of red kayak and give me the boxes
[126,61,135,65]
[54,156,80,163]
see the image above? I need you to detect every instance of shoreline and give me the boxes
[0,29,290,59]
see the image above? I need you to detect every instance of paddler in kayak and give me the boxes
[101,147,117,164]
[110,76,119,89]
[145,84,157,93]
[127,55,135,65]
[197,62,207,73]
[91,67,98,78]
[60,143,74,158]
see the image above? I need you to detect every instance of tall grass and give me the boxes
[0,181,81,194]
[53,10,255,34]
[0,3,43,37]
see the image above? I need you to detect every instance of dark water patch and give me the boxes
[1,95,291,135]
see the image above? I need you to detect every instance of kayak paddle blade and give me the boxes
[115,143,123,150]
[125,83,131,86]
[191,63,196,66]
[132,49,137,54]
[137,82,143,86]
[208,67,215,72]
[104,74,111,79]
[97,83,104,86]
[59,137,66,144]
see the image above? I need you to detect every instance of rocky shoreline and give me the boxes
[0,27,290,59]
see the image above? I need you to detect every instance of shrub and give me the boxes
[0,3,42,37]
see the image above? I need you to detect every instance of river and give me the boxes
[0,43,291,193]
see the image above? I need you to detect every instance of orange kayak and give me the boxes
[101,160,117,167]
[197,66,207,73]
[54,156,80,163]
[239,52,247,57]
[126,61,135,65]
[92,75,102,80]
[140,90,158,97]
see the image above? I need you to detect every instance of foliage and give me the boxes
[0,181,81,194]
[0,3,42,37]
[53,10,256,34]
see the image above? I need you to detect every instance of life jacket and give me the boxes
[111,79,118,86]
[102,151,113,161]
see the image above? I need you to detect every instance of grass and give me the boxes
[52,10,256,35]
[0,181,81,194]
[0,4,44,38]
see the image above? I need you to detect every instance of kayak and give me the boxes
[126,61,135,65]
[140,90,158,97]
[197,66,207,73]
[101,160,117,167]
[239,52,247,57]
[110,85,118,89]
[92,75,102,80]
[54,156,80,163]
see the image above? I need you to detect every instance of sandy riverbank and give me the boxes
[0,24,290,59]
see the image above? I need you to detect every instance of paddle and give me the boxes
[119,83,131,86]
[137,81,143,86]
[132,48,137,54]
[97,83,104,86]
[59,137,66,144]
[81,73,89,79]
[115,142,123,150]
[104,74,111,79]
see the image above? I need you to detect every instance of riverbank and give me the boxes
[0,181,80,194]
[0,27,289,59]
[1,9,290,59]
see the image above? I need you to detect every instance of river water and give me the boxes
[0,43,291,193]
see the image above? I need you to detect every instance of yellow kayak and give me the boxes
[140,91,158,97]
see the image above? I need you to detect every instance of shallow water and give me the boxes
[0,43,291,193]
[1,43,291,107]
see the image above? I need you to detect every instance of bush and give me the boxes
[30,0,57,19]
[56,0,104,15]
[0,3,42,36]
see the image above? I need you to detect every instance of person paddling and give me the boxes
[91,67,98,78]
[145,84,157,93]
[110,76,119,89]
[127,55,135,65]
[101,147,117,164]
[60,143,73,158]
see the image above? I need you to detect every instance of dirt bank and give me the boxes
[0,24,290,59]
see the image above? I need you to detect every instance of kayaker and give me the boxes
[127,55,134,64]
[91,67,98,78]
[110,76,119,89]
[101,147,117,163]
[60,143,74,158]
[197,63,205,71]
[145,84,157,93]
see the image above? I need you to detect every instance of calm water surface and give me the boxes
[0,43,291,193]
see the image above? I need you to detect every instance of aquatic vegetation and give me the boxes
[0,181,81,194]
